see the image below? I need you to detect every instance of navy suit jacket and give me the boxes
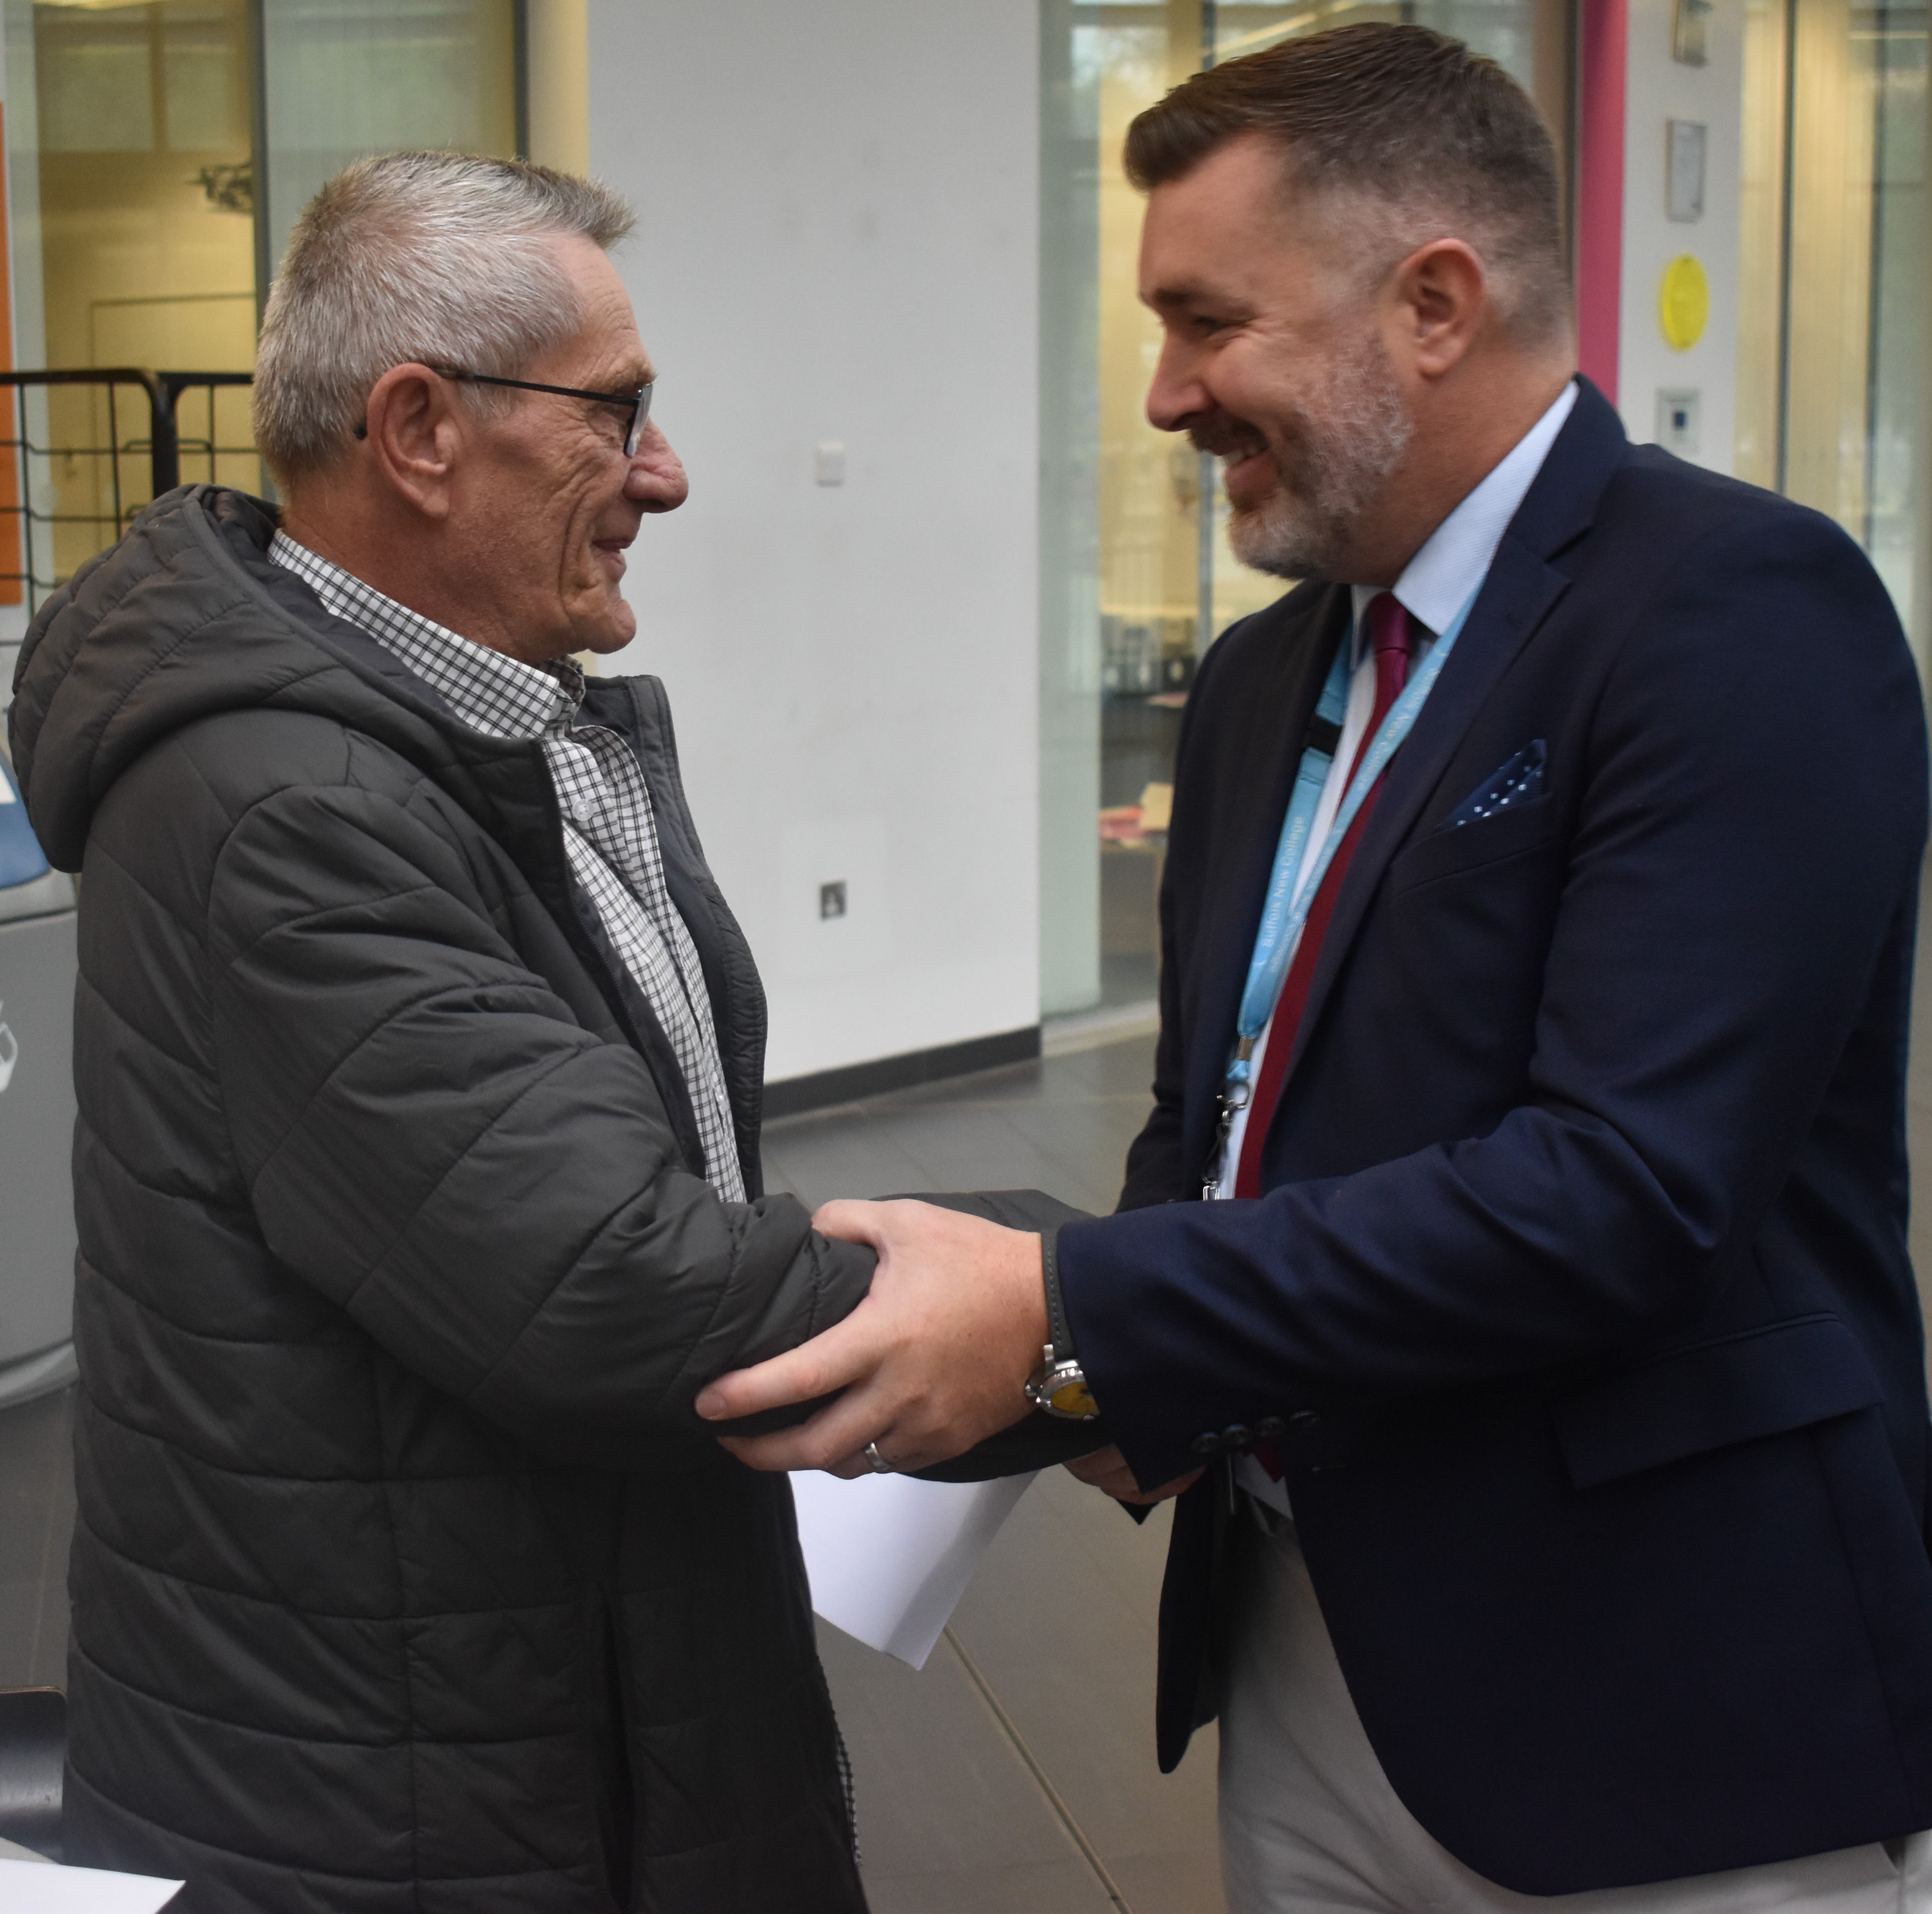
[1055,380,1932,1894]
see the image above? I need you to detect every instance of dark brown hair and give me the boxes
[1124,22,1568,340]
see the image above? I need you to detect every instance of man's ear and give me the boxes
[360,364,462,520]
[1389,237,1488,382]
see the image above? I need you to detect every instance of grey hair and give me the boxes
[251,151,636,485]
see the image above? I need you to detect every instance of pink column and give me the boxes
[1576,0,1628,402]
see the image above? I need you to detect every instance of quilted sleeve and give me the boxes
[205,772,875,1455]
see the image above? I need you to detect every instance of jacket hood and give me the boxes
[7,485,515,871]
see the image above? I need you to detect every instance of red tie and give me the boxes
[1234,592,1417,1201]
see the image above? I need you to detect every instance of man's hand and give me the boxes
[695,1199,1051,1474]
[1064,1445,1202,1507]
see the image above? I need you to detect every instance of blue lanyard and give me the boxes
[1209,585,1482,1177]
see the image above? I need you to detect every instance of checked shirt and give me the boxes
[270,533,746,1202]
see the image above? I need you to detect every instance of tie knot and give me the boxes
[1365,591,1415,661]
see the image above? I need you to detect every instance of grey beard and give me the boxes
[1225,336,1414,581]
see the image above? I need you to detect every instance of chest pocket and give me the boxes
[1388,791,1559,895]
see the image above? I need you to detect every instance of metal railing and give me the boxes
[162,371,261,492]
[0,368,259,615]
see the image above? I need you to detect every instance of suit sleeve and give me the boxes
[205,775,875,1461]
[1058,511,1930,1488]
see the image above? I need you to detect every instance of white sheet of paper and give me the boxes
[0,1859,182,1912]
[792,1469,1036,1669]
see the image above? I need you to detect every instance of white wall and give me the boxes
[1617,0,1743,471]
[586,0,1041,1085]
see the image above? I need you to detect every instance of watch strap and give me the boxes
[1041,1225,1075,1361]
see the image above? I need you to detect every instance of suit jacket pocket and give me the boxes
[1553,1315,1884,1490]
[1388,792,1557,894]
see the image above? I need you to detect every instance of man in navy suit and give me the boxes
[700,23,1932,1910]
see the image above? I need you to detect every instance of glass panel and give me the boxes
[1039,0,1571,1019]
[0,0,523,607]
[1735,0,1930,669]
[1863,5,1929,657]
[20,0,256,581]
[260,0,520,279]
[1734,0,1786,493]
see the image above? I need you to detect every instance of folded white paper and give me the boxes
[0,1858,182,1911]
[793,1469,1036,1669]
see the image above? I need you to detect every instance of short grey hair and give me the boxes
[252,152,636,484]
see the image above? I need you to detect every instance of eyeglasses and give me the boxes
[351,367,655,457]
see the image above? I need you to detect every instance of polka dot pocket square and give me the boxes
[1444,739,1547,830]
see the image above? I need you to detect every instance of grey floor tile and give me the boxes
[995,1102,1148,1211]
[0,1580,46,1691]
[881,1064,1050,1113]
[816,1620,1112,1903]
[761,1118,938,1210]
[861,1858,1117,1914]
[1110,1847,1229,1914]
[950,1471,1222,1889]
[851,1106,1081,1200]
[31,1476,74,1686]
[0,1390,74,1693]
[1048,1039,1164,1100]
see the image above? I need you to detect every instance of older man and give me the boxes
[704,24,1932,1914]
[8,153,885,1913]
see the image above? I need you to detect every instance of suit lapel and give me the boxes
[1183,585,1348,1174]
[1276,379,1631,1087]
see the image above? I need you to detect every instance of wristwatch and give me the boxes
[1024,1230,1100,1421]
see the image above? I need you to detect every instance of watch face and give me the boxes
[1046,1372,1100,1420]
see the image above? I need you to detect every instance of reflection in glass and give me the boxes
[1736,0,1929,668]
[261,0,520,275]
[0,0,523,601]
[24,0,258,578]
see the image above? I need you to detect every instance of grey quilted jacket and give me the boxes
[7,485,879,1913]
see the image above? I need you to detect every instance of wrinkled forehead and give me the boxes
[544,232,655,385]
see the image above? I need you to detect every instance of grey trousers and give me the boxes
[1218,1509,1932,1914]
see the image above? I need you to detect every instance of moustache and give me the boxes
[1187,419,1271,464]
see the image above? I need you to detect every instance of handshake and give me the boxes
[696,1191,1200,1507]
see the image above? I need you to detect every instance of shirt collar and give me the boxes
[268,531,583,742]
[1348,378,1579,653]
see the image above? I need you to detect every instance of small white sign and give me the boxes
[1657,388,1702,459]
[1667,119,1707,223]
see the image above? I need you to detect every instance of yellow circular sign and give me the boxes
[1659,255,1709,351]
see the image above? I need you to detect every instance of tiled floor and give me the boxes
[0,1385,74,1695]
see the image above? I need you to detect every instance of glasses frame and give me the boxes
[351,367,655,456]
